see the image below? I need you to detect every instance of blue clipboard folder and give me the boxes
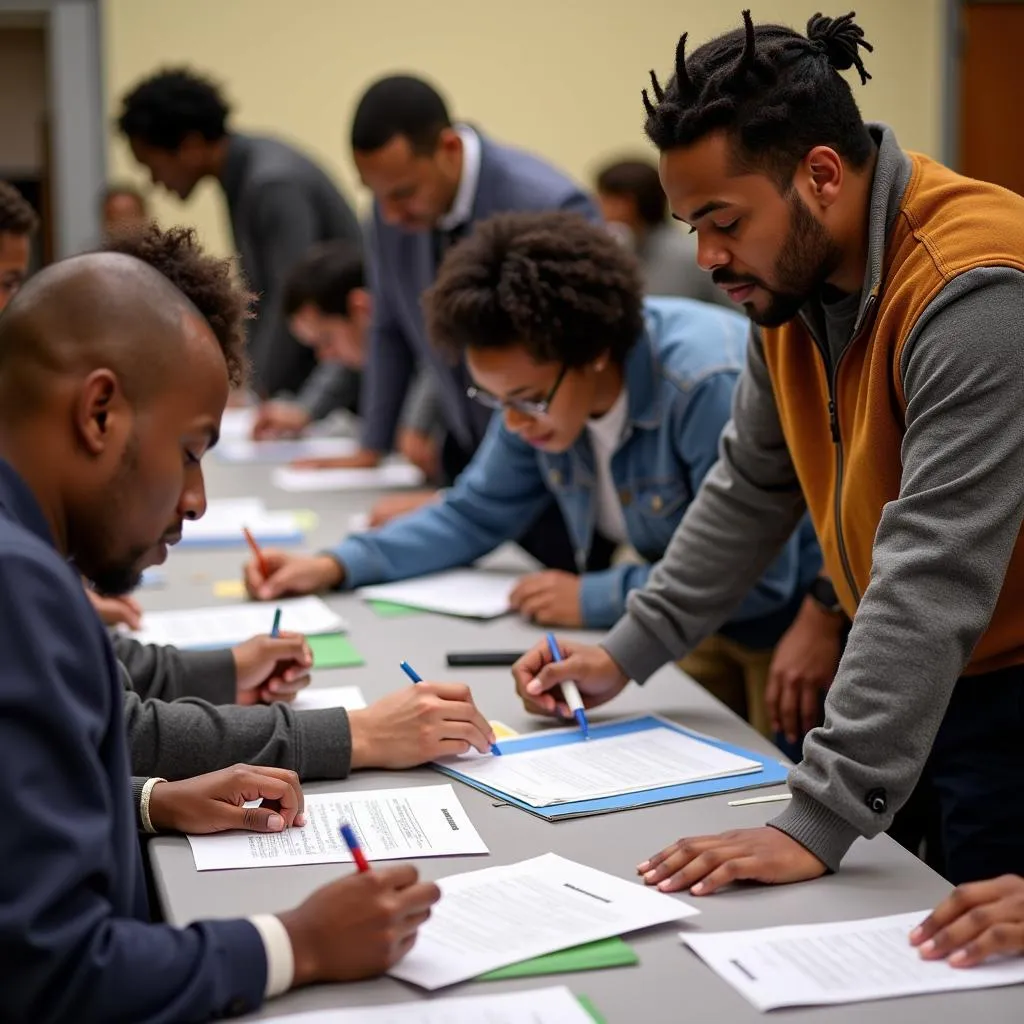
[433,714,790,821]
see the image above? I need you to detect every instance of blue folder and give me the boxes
[433,714,790,821]
[176,529,304,550]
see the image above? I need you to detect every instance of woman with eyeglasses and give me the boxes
[245,212,830,738]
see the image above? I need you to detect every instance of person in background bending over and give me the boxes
[596,157,734,309]
[117,67,363,399]
[251,240,445,488]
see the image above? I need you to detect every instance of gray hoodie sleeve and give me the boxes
[771,268,1024,869]
[601,325,808,682]
[120,663,353,782]
[112,635,237,704]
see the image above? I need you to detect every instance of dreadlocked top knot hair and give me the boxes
[643,10,875,187]
[806,11,873,84]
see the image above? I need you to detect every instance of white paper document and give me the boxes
[216,435,361,464]
[188,784,487,871]
[179,497,305,546]
[359,569,518,619]
[681,909,1024,1011]
[441,724,761,806]
[125,596,346,649]
[218,406,256,440]
[389,852,697,989]
[254,986,595,1024]
[272,462,425,493]
[290,685,367,712]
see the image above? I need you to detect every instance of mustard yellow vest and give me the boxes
[762,153,1024,675]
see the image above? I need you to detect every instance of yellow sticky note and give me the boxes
[489,721,520,740]
[291,509,319,532]
[213,579,246,599]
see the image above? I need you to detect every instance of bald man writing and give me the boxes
[0,232,439,1022]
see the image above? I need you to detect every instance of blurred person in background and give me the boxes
[101,183,150,237]
[117,67,363,400]
[0,181,37,313]
[596,157,734,309]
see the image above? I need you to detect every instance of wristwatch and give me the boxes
[808,576,843,616]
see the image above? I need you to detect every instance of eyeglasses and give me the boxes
[466,364,569,418]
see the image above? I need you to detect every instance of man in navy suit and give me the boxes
[265,74,614,589]
[0,226,438,1023]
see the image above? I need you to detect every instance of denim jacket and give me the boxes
[332,297,822,639]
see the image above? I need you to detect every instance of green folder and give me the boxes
[578,995,607,1024]
[478,937,638,981]
[367,599,425,617]
[306,633,364,668]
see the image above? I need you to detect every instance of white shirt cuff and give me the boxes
[249,914,295,998]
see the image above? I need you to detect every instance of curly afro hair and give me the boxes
[425,211,644,367]
[0,181,38,236]
[98,223,253,387]
[117,68,229,150]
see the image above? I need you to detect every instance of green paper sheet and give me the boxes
[307,633,364,668]
[367,599,425,617]
[578,995,607,1024]
[478,937,638,981]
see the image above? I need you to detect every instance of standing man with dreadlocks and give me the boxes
[513,9,1024,907]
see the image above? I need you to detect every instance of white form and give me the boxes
[254,985,596,1024]
[188,784,487,871]
[358,569,519,619]
[180,497,305,546]
[389,852,698,989]
[439,725,761,806]
[272,462,424,493]
[216,435,360,464]
[681,910,1024,1011]
[290,685,367,712]
[218,406,256,440]
[124,596,346,649]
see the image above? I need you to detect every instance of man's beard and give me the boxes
[714,190,843,328]
[73,433,156,596]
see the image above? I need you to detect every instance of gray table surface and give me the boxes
[142,454,1024,1023]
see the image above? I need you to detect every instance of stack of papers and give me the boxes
[216,435,360,464]
[434,715,784,819]
[271,461,425,493]
[255,987,601,1024]
[179,497,307,548]
[124,596,346,649]
[682,910,1024,1010]
[388,852,697,989]
[187,784,487,870]
[358,569,519,619]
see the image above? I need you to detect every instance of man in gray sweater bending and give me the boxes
[514,13,1024,896]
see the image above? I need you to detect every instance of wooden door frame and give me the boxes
[943,0,1024,171]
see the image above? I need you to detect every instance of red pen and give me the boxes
[340,823,370,873]
[243,526,269,579]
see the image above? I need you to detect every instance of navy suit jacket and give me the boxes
[0,460,266,1022]
[361,130,600,455]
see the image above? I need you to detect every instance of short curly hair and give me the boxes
[425,212,644,367]
[0,181,38,236]
[117,68,230,150]
[97,223,252,387]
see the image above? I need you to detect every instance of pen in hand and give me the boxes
[243,526,269,579]
[546,633,590,739]
[340,822,370,872]
[270,607,282,638]
[399,660,503,756]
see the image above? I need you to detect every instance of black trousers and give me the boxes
[441,434,615,574]
[887,664,1024,885]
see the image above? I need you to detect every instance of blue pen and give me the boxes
[546,633,590,739]
[339,822,370,872]
[399,660,503,756]
[270,607,282,638]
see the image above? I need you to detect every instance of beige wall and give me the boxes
[102,0,945,258]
